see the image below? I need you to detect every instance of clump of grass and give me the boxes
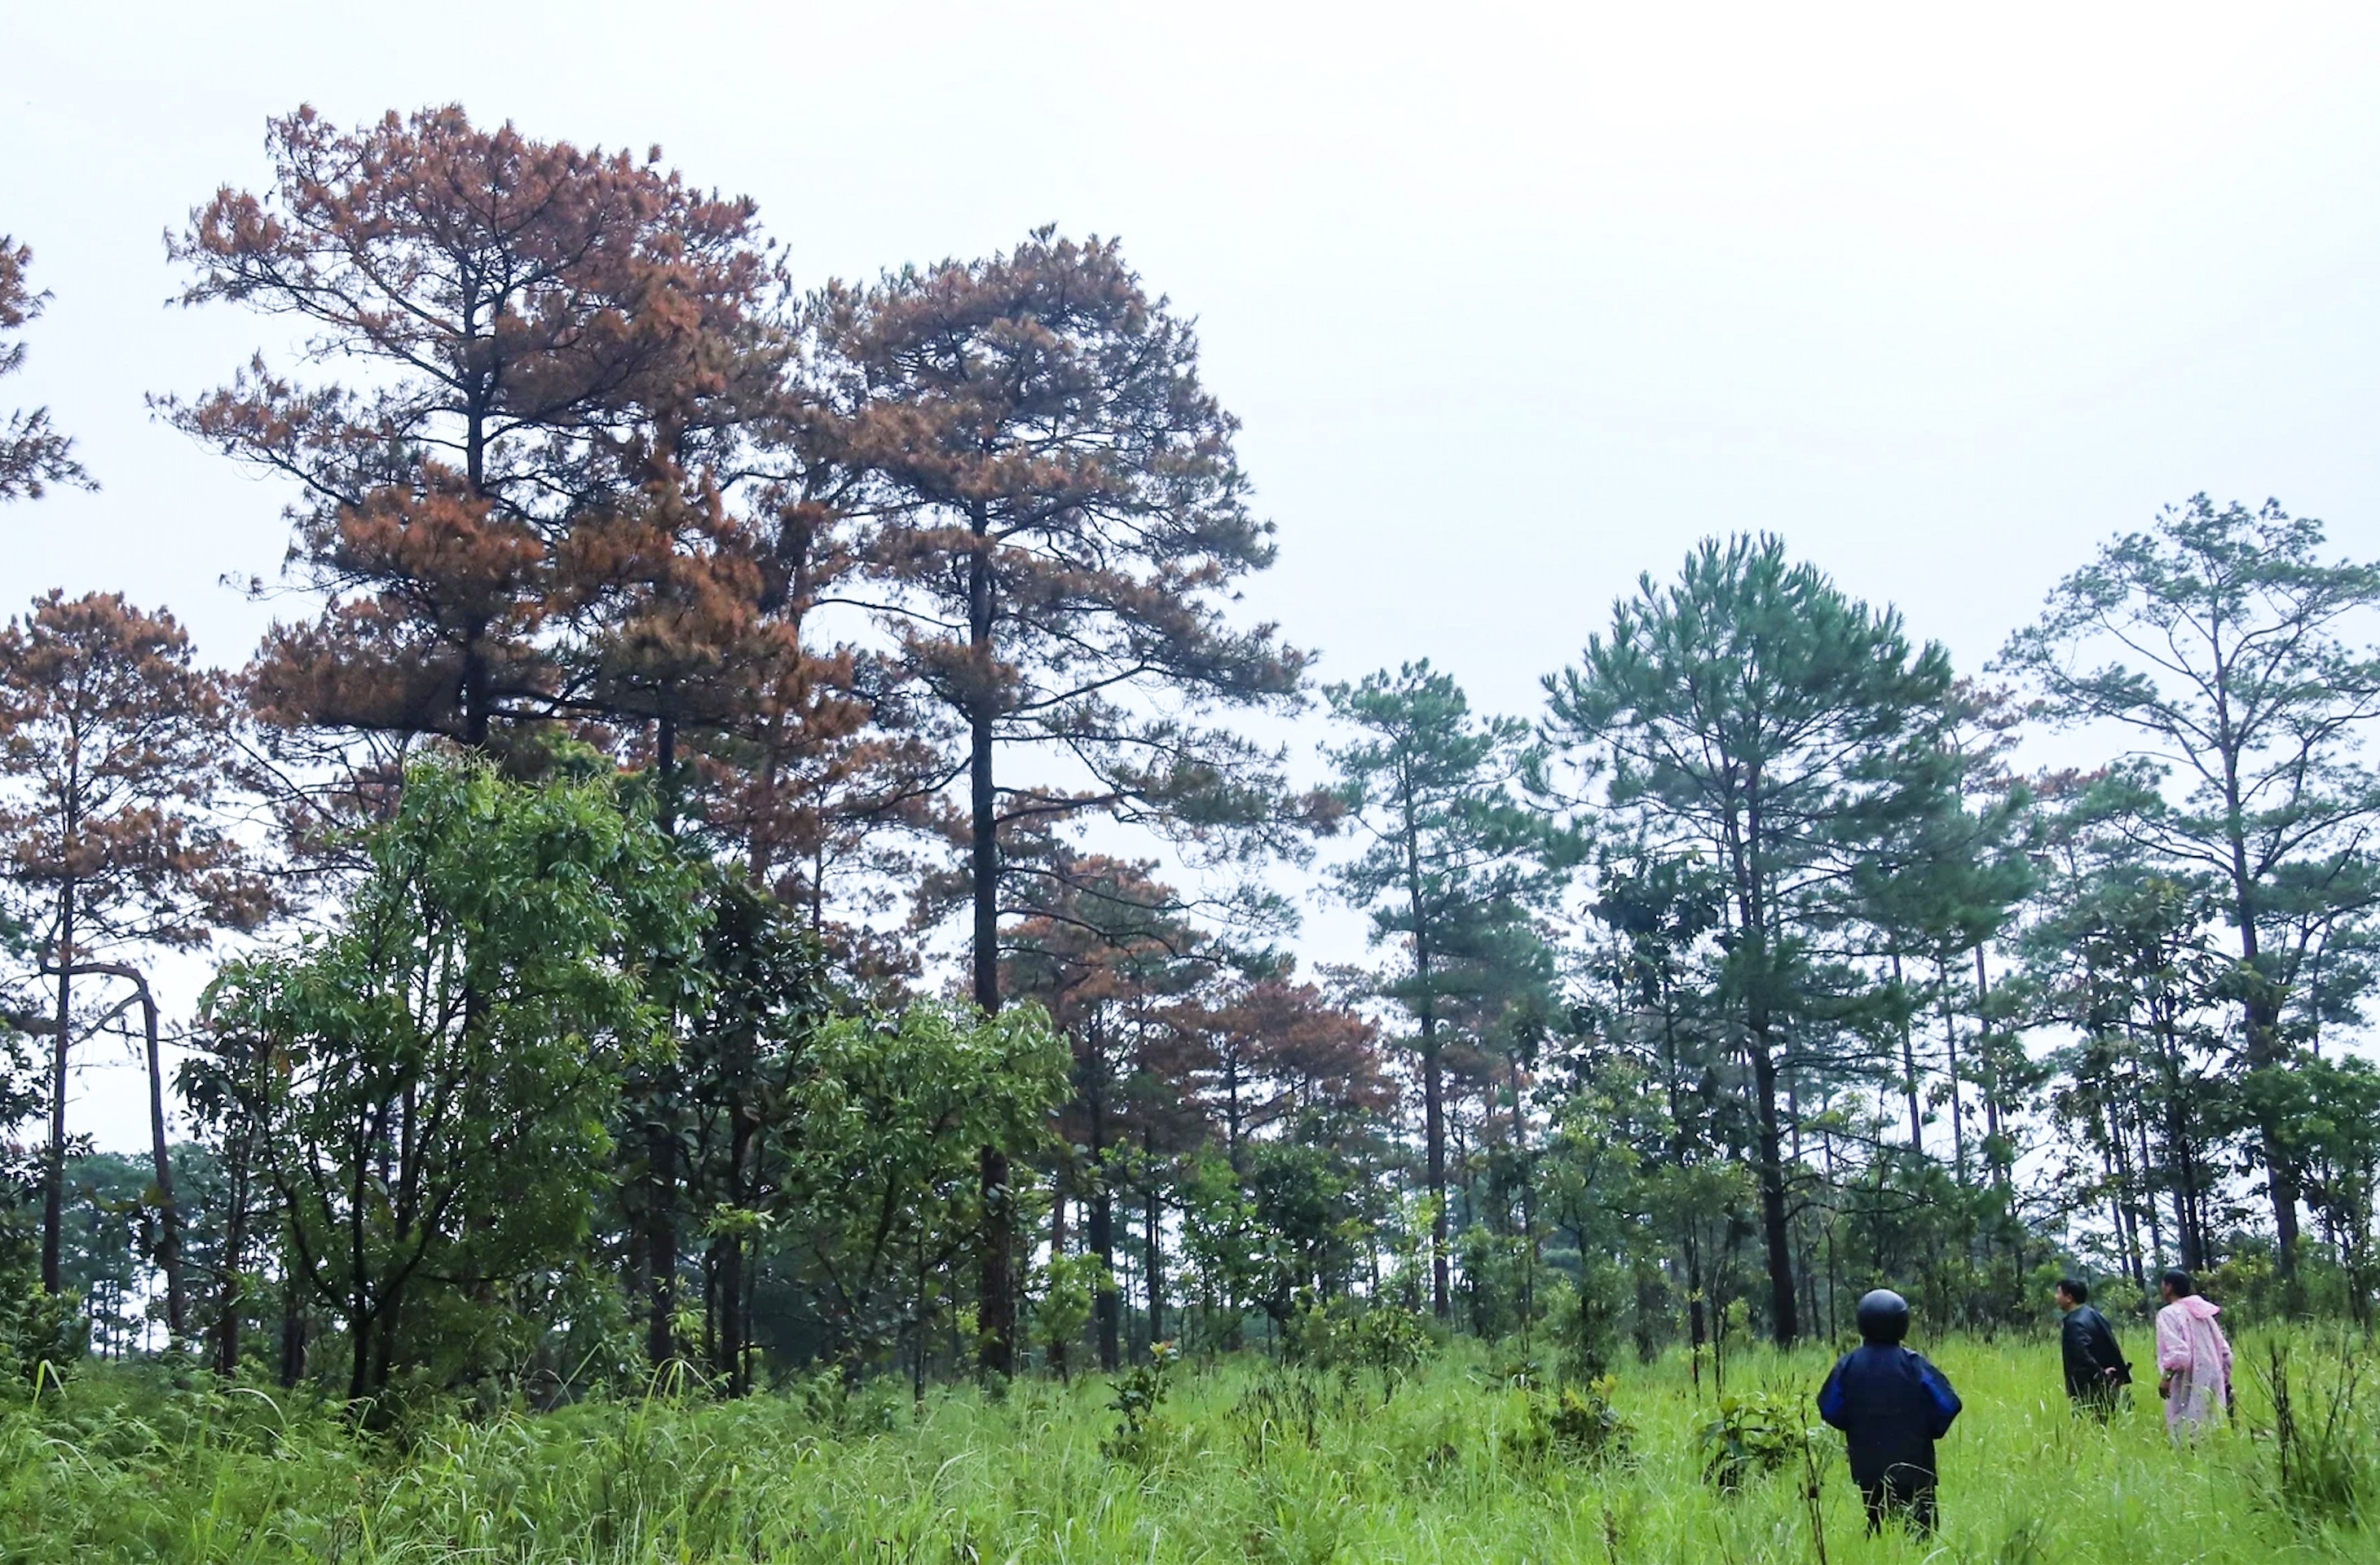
[2259,1337,2375,1532]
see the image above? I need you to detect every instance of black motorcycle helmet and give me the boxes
[1855,1289,1911,1344]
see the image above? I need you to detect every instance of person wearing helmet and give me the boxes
[1817,1289,1963,1536]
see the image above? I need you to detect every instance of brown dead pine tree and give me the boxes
[0,592,267,1308]
[164,103,772,764]
[818,230,1314,1375]
[165,104,776,1360]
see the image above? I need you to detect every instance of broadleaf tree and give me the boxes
[200,758,702,1411]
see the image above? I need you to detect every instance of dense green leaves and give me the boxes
[775,1002,1067,1374]
[200,759,702,1407]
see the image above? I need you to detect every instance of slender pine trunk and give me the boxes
[966,504,1015,1378]
[41,878,75,1294]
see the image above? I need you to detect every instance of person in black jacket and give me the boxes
[2055,1277,2131,1417]
[1817,1289,1962,1536]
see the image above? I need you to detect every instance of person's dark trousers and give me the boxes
[1861,1470,1937,1536]
[2071,1382,2121,1422]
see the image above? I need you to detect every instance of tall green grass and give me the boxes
[3,1330,2369,1563]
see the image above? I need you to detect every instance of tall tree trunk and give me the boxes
[1730,806,1798,1346]
[215,1123,252,1376]
[966,505,1015,1377]
[1973,946,2009,1184]
[1892,950,1923,1155]
[1398,778,1451,1321]
[1421,1020,1449,1319]
[1749,1038,1801,1345]
[2102,1122,2144,1289]
[1937,958,1967,1182]
[1144,1124,1165,1348]
[1685,1228,1708,1386]
[1047,1184,1071,1382]
[2135,1113,2167,1267]
[646,1113,678,1367]
[41,878,74,1294]
[2222,746,2303,1285]
[1510,1051,1536,1329]
[647,716,681,1369]
[717,1084,756,1395]
[1091,1177,1119,1371]
[129,974,185,1340]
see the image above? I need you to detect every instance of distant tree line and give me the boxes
[2,104,2378,1415]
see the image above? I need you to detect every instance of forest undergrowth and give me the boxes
[5,1329,2374,1564]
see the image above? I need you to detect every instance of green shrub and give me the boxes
[1508,1374,1634,1469]
[1698,1389,1812,1493]
[1103,1340,1178,1463]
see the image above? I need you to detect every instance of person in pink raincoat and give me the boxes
[2153,1268,2233,1439]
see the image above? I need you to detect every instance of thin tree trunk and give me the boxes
[967,503,1015,1378]
[1144,1145,1165,1347]
[2223,744,2303,1285]
[41,879,74,1294]
[1091,1178,1119,1371]
[130,974,184,1340]
[1685,1228,1707,1388]
[647,716,681,1369]
[215,1123,252,1375]
[2135,1113,2167,1267]
[1936,957,1966,1183]
[1423,1023,1449,1319]
[1750,1038,1801,1345]
[1974,946,2009,1184]
[1048,1185,1071,1382]
[1892,950,1924,1155]
[718,1078,756,1395]
[646,1118,677,1367]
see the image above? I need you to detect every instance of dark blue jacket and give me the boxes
[1817,1343,1961,1488]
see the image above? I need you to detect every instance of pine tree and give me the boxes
[0,592,267,1295]
[819,229,1309,1372]
[165,104,774,761]
[0,237,92,502]
[1543,536,1954,1345]
[2001,496,2380,1291]
[1325,660,1574,1319]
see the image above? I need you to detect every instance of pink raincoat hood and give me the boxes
[2171,1295,2221,1321]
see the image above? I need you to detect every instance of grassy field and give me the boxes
[3,1330,2372,1563]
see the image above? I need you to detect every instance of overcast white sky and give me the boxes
[9,1,2380,1148]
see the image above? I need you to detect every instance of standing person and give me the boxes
[2056,1277,2131,1416]
[2153,1269,2233,1441]
[1818,1289,1964,1536]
